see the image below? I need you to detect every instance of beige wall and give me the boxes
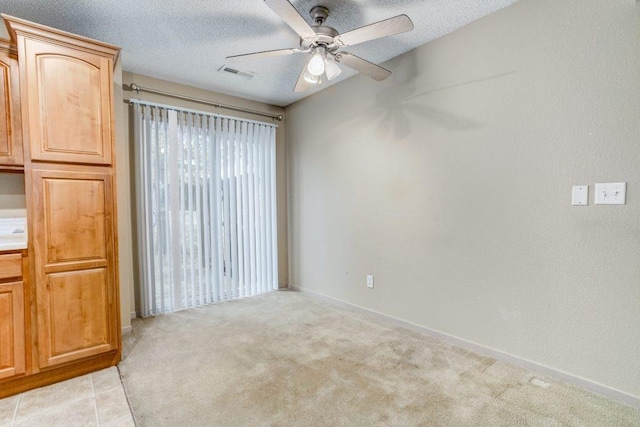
[0,173,25,209]
[121,71,288,316]
[114,57,134,330]
[286,0,640,399]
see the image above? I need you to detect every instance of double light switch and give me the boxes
[594,182,626,205]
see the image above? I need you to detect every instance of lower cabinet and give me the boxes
[0,279,25,380]
[0,251,27,381]
[0,168,120,398]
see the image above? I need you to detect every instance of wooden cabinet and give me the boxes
[0,252,22,280]
[19,39,114,165]
[0,40,23,168]
[0,15,121,398]
[31,169,118,368]
[0,251,26,381]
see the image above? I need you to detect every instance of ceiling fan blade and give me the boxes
[226,48,301,63]
[335,52,391,81]
[334,14,414,47]
[264,0,317,41]
[293,61,314,93]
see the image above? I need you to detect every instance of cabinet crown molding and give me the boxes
[2,14,120,61]
[0,40,17,55]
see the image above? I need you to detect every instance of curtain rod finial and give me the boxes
[128,83,140,94]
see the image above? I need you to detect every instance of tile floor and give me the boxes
[0,367,135,427]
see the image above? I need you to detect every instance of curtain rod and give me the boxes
[127,98,277,128]
[123,83,283,122]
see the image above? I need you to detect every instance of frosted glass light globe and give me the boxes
[303,70,319,84]
[324,60,342,81]
[307,53,325,76]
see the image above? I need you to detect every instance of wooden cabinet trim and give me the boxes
[44,259,109,274]
[0,40,17,55]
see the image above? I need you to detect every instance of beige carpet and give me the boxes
[119,290,640,426]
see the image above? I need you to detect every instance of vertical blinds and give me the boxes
[133,101,278,316]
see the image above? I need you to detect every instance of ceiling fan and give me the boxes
[226,0,414,93]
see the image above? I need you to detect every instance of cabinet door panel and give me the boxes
[0,47,24,167]
[43,177,107,265]
[31,169,117,369]
[0,62,9,156]
[0,281,25,380]
[39,269,112,367]
[23,40,113,165]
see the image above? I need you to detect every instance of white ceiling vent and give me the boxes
[218,65,256,80]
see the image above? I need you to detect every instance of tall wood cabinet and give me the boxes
[0,15,121,398]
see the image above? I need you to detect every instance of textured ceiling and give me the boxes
[0,0,519,107]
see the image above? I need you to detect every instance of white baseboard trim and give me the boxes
[122,325,132,335]
[130,311,137,320]
[290,285,640,410]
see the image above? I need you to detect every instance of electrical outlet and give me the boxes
[366,275,374,289]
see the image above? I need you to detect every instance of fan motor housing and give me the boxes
[301,26,340,51]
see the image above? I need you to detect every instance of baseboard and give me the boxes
[122,325,132,335]
[289,285,640,410]
[130,311,137,320]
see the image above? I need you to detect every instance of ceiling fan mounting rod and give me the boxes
[309,6,329,25]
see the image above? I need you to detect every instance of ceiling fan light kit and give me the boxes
[226,0,414,93]
[303,66,319,84]
[324,58,342,81]
[307,49,325,76]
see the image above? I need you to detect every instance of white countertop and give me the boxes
[0,240,27,251]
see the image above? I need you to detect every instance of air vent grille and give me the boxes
[218,65,256,80]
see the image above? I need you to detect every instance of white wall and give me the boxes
[286,0,640,400]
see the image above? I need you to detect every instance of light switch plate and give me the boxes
[594,182,626,205]
[571,185,588,206]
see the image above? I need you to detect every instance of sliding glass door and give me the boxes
[133,101,278,316]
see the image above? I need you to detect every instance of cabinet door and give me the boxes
[0,281,25,380]
[0,44,24,167]
[31,169,118,368]
[21,39,113,165]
